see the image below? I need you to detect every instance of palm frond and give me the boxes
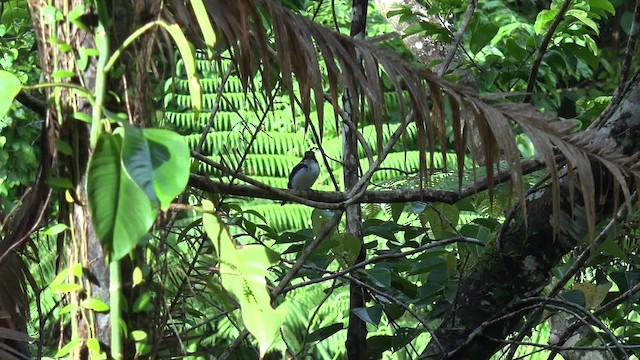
[167,0,640,236]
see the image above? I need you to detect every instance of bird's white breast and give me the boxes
[290,161,320,190]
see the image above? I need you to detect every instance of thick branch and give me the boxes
[188,158,546,206]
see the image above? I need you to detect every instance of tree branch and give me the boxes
[523,0,572,103]
[439,0,477,76]
[188,157,547,206]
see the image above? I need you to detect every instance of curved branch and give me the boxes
[280,235,483,295]
[439,0,477,76]
[524,0,572,103]
[188,157,547,207]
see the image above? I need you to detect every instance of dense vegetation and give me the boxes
[1,0,640,359]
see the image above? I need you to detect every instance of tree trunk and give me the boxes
[345,1,369,358]
[26,1,110,356]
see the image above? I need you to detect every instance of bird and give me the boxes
[281,150,320,205]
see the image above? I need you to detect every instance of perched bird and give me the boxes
[281,150,320,205]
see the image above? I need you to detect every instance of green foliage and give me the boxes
[0,1,41,213]
[8,0,640,359]
[0,71,21,117]
[203,200,286,356]
[87,126,189,260]
[88,133,158,260]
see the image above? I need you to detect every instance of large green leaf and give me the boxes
[122,124,157,204]
[469,23,499,54]
[0,70,22,118]
[87,133,157,260]
[202,200,285,357]
[143,128,190,210]
[120,124,190,210]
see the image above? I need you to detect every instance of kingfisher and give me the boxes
[282,150,320,205]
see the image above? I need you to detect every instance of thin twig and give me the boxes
[228,82,281,187]
[219,330,250,360]
[323,93,374,167]
[345,111,414,202]
[439,0,477,76]
[271,210,344,298]
[280,235,483,295]
[195,65,234,154]
[524,0,572,103]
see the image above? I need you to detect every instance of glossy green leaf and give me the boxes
[311,208,336,236]
[120,124,190,210]
[589,0,615,15]
[54,283,83,293]
[469,23,499,54]
[534,9,558,34]
[353,305,383,326]
[42,223,69,236]
[142,128,190,210]
[87,134,157,260]
[307,323,344,342]
[573,282,611,308]
[0,70,21,118]
[390,203,404,223]
[366,267,391,288]
[329,233,361,268]
[567,9,599,35]
[423,203,459,238]
[86,337,101,352]
[81,298,110,312]
[122,124,157,204]
[132,292,153,313]
[54,338,82,357]
[131,330,147,342]
[560,289,586,307]
[132,267,143,286]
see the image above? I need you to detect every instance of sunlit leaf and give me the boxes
[202,200,285,356]
[87,133,157,260]
[0,70,21,118]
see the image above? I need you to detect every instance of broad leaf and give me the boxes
[353,305,383,326]
[329,233,361,268]
[573,282,611,308]
[469,23,499,54]
[88,134,157,260]
[121,124,190,210]
[122,124,157,203]
[143,128,190,210]
[0,70,21,118]
[307,323,344,342]
[202,200,285,357]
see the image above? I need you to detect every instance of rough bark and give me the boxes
[548,313,613,360]
[24,1,157,357]
[345,1,369,358]
[423,83,640,359]
[25,1,111,356]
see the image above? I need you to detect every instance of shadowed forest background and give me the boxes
[2,0,640,359]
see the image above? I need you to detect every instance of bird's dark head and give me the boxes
[303,150,316,161]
